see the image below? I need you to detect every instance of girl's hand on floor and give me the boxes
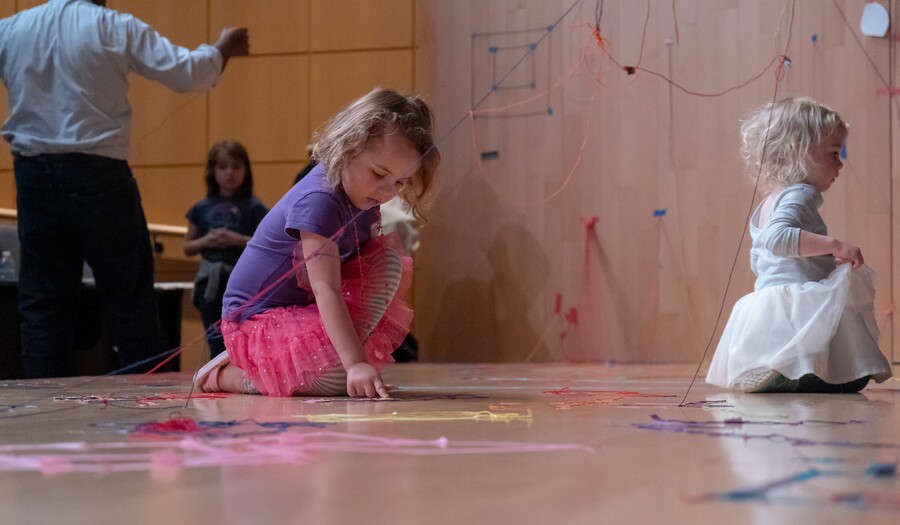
[346,362,390,398]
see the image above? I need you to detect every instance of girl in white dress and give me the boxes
[707,97,893,393]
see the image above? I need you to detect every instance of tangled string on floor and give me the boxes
[0,418,592,478]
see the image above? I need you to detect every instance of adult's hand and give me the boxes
[214,27,250,71]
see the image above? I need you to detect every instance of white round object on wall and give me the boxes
[861,2,890,37]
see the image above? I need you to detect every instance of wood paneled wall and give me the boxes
[2,1,898,366]
[414,0,900,364]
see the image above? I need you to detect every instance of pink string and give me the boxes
[0,427,593,477]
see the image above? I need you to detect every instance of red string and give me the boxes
[592,24,604,49]
[596,33,786,98]
[132,416,201,439]
[144,344,185,374]
[592,0,792,98]
[632,0,652,71]
[564,307,578,325]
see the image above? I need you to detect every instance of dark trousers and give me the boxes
[193,277,227,357]
[14,153,165,378]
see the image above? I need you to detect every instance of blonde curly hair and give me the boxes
[741,96,848,192]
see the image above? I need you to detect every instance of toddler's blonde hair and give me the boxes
[741,96,848,192]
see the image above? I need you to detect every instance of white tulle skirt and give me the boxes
[707,264,893,389]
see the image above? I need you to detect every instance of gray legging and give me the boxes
[289,244,404,396]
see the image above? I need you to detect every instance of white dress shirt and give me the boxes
[0,0,223,159]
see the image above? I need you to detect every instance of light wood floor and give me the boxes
[1,363,898,525]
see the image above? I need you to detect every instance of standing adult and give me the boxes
[0,0,250,377]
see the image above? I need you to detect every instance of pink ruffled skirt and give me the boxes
[221,233,413,397]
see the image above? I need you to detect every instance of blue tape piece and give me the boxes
[481,150,500,161]
[840,143,847,159]
[653,209,667,217]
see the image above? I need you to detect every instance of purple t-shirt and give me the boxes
[222,165,378,319]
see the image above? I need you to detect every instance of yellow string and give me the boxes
[295,410,532,424]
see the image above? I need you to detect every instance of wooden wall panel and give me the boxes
[210,0,310,55]
[134,166,204,227]
[310,50,414,132]
[311,0,413,51]
[209,56,310,163]
[15,0,43,10]
[111,0,208,49]
[0,139,10,172]
[0,172,11,209]
[415,0,898,365]
[128,78,209,167]
[251,163,298,213]
[0,2,12,178]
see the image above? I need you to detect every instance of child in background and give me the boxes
[193,88,440,397]
[707,97,892,393]
[184,140,268,357]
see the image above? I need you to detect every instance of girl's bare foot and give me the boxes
[211,363,249,393]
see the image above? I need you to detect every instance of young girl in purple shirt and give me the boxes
[193,88,440,398]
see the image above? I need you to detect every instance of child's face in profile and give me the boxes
[214,152,247,197]
[341,133,420,210]
[804,133,845,193]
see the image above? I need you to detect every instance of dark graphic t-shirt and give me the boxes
[185,195,269,265]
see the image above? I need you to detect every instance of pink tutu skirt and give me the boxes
[222,233,413,397]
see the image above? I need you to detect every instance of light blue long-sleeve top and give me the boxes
[749,183,836,291]
[0,0,223,160]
